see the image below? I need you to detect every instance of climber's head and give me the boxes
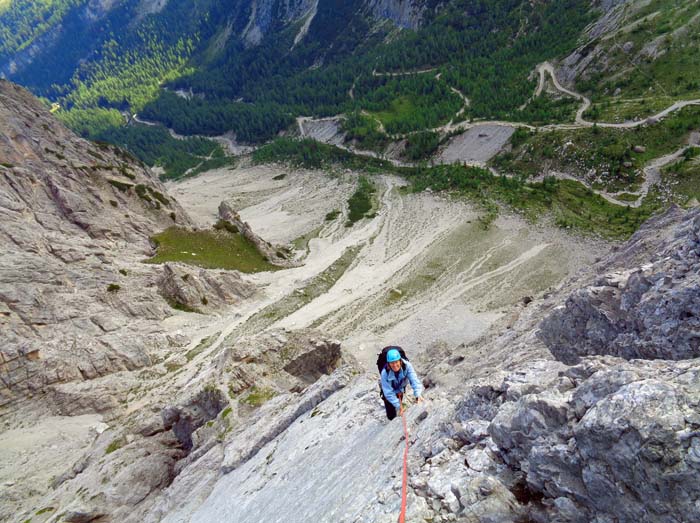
[386,348,401,372]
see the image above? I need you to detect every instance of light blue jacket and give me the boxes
[380,359,423,409]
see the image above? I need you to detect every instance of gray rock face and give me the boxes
[540,207,700,363]
[240,0,427,47]
[488,356,700,523]
[368,0,425,29]
[35,331,348,523]
[0,80,195,410]
[403,206,700,523]
[157,263,256,313]
[242,0,318,46]
[11,199,699,523]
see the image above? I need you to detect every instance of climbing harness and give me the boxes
[398,407,409,523]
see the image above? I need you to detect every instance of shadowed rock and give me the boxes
[539,207,700,363]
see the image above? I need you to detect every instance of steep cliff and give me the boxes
[0,80,255,414]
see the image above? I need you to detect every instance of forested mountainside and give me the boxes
[3,3,700,522]
[1,0,699,236]
[0,0,591,150]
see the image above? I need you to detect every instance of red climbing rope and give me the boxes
[398,408,409,523]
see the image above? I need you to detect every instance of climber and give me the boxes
[377,346,424,420]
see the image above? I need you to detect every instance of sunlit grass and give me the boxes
[145,227,280,273]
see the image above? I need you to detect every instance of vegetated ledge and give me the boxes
[144,226,282,273]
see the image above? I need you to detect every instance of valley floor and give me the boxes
[166,162,605,369]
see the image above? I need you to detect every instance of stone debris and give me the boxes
[3,75,700,523]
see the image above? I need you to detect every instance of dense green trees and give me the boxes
[142,0,592,140]
[342,111,388,151]
[0,0,83,60]
[354,75,462,134]
[404,131,441,161]
[3,0,594,163]
[56,107,224,179]
[141,91,294,143]
[252,138,390,171]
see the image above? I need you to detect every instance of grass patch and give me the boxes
[166,298,201,314]
[151,189,169,206]
[222,407,232,418]
[107,283,121,293]
[325,210,341,221]
[105,438,125,454]
[145,227,279,272]
[241,386,277,407]
[615,192,641,202]
[107,179,133,192]
[292,225,323,252]
[185,333,219,362]
[342,110,388,152]
[36,507,54,515]
[135,184,152,203]
[165,361,183,372]
[0,162,13,168]
[356,74,462,134]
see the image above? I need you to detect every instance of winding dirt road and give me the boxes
[535,61,700,129]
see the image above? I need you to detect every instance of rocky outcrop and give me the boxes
[241,0,318,46]
[0,80,196,410]
[540,207,700,362]
[9,201,699,523]
[218,201,294,266]
[158,263,256,313]
[368,0,425,29]
[487,356,700,523]
[27,331,349,523]
[413,206,700,523]
[240,0,427,47]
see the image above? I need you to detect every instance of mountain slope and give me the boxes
[0,79,260,415]
[0,0,595,144]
